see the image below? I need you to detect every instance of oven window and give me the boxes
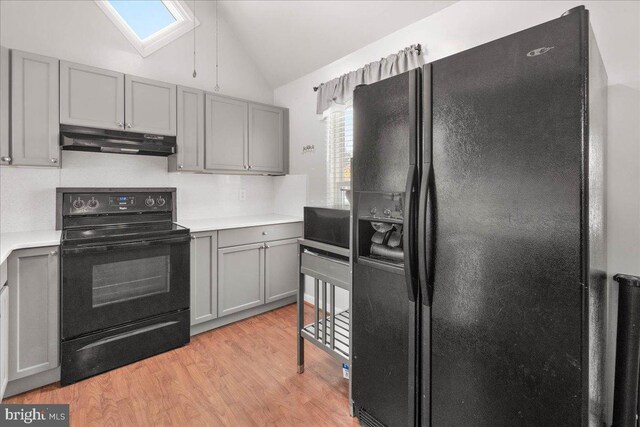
[92,255,170,307]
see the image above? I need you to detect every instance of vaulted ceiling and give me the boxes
[218,1,456,88]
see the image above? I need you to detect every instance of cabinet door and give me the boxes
[265,239,299,303]
[0,286,8,400]
[205,94,248,172]
[0,46,10,165]
[172,86,204,172]
[248,103,284,173]
[191,231,217,325]
[8,246,59,381]
[10,50,60,167]
[60,61,125,130]
[218,243,264,316]
[125,75,176,135]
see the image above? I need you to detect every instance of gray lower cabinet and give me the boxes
[125,75,176,136]
[265,238,299,303]
[190,231,218,325]
[0,285,8,400]
[205,94,248,172]
[170,86,205,172]
[0,46,9,166]
[10,50,60,167]
[248,103,285,174]
[60,61,125,131]
[218,243,265,316]
[7,246,59,381]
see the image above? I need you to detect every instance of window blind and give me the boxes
[326,104,353,207]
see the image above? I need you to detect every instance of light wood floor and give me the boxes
[4,304,359,427]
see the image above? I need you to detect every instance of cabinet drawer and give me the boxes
[218,222,302,248]
[301,250,350,289]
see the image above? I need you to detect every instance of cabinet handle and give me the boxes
[0,156,11,163]
[126,123,132,129]
[179,165,184,169]
[117,122,124,128]
[191,235,196,240]
[265,243,270,249]
[50,158,58,164]
[248,165,252,170]
[50,250,58,256]
[262,231,268,235]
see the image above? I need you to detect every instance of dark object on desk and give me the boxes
[304,206,350,249]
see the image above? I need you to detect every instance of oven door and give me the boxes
[61,234,190,340]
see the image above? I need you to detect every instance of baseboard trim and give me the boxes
[4,367,60,399]
[190,296,296,336]
[303,293,348,312]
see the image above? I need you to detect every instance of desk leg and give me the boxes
[297,247,305,374]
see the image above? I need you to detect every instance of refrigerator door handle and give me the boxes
[403,164,419,301]
[418,163,432,305]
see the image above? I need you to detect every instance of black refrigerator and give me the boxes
[351,6,607,427]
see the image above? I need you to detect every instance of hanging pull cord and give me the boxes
[192,0,197,78]
[214,0,220,91]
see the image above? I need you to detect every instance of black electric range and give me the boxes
[57,188,190,385]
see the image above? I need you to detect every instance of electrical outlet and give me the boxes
[239,189,247,201]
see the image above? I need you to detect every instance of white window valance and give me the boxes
[315,44,422,114]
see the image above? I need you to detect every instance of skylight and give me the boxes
[95,0,200,57]
[108,1,177,40]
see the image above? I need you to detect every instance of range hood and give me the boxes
[60,125,176,157]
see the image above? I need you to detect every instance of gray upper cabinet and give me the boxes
[125,75,176,136]
[170,86,204,172]
[265,238,299,303]
[10,50,59,167]
[8,246,59,381]
[218,243,265,316]
[60,61,125,131]
[191,231,218,325]
[248,103,285,173]
[205,94,247,172]
[0,46,9,166]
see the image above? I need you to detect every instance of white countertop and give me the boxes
[0,215,302,263]
[178,214,303,233]
[0,230,62,265]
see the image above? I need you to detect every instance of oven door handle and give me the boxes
[62,235,190,255]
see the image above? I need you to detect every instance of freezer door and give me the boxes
[427,10,590,427]
[351,69,421,427]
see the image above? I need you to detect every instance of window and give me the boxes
[95,0,199,57]
[326,102,353,207]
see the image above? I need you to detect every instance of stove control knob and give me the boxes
[87,198,99,209]
[72,198,85,210]
[156,197,166,207]
[145,197,155,207]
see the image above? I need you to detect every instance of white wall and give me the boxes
[274,1,640,423]
[0,152,275,231]
[0,0,278,232]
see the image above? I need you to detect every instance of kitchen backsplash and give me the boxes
[0,151,301,233]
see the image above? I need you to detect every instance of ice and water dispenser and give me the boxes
[356,191,405,268]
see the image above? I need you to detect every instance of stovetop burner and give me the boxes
[57,188,189,245]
